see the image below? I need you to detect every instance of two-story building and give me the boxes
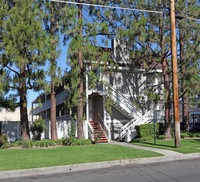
[32,39,165,142]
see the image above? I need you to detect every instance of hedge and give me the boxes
[1,138,93,149]
[135,123,166,138]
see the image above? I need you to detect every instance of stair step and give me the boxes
[90,121,108,143]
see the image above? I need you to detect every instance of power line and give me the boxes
[50,0,162,14]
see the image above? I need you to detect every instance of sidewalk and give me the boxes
[0,141,200,180]
[110,140,183,157]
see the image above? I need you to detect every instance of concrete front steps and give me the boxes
[89,121,108,143]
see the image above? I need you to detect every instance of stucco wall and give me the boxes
[110,71,164,112]
[0,107,72,141]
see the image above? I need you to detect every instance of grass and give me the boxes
[131,139,200,154]
[0,144,162,171]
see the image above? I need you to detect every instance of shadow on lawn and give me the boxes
[188,139,200,143]
[139,141,176,148]
[138,138,200,149]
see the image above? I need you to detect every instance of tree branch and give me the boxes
[27,64,33,89]
[5,65,20,75]
[83,32,115,39]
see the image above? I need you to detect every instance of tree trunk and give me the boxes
[20,64,30,141]
[159,1,172,139]
[163,57,172,139]
[50,82,57,140]
[77,1,85,139]
[179,22,189,132]
[50,2,58,140]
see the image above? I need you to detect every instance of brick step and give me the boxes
[90,121,108,143]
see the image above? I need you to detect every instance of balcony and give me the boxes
[33,90,68,115]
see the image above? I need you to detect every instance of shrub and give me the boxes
[55,139,65,145]
[21,141,34,148]
[132,137,153,142]
[62,138,92,146]
[180,132,200,138]
[135,123,160,138]
[0,134,8,147]
[31,118,47,140]
[34,140,56,147]
[157,135,167,140]
[180,133,190,139]
[62,137,75,146]
[1,143,12,149]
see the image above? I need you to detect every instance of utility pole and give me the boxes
[170,0,181,148]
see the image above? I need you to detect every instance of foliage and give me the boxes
[21,141,34,148]
[132,134,167,142]
[1,138,92,149]
[132,137,154,142]
[135,123,175,139]
[157,135,167,140]
[0,96,17,111]
[62,2,115,138]
[0,0,49,140]
[135,123,163,138]
[68,118,76,138]
[1,139,57,149]
[0,134,8,147]
[62,137,92,146]
[1,141,22,149]
[180,132,200,139]
[30,118,47,140]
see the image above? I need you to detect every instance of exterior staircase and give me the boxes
[105,84,142,120]
[89,121,108,143]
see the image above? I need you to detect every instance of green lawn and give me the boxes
[131,139,200,154]
[0,144,162,171]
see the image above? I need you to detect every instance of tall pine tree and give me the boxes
[176,0,200,131]
[0,0,48,140]
[62,0,114,138]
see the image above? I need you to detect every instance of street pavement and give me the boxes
[1,158,200,182]
[0,141,200,180]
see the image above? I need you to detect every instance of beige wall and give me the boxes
[0,108,33,122]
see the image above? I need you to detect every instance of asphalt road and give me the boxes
[2,158,200,182]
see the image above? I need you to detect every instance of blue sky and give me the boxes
[27,42,69,108]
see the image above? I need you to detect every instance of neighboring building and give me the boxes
[0,108,33,142]
[32,39,165,142]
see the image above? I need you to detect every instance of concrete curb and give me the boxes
[0,152,200,180]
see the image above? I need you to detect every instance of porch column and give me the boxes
[31,102,34,124]
[85,63,89,139]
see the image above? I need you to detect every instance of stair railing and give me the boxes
[117,110,153,141]
[87,122,94,141]
[105,84,142,119]
[98,113,111,142]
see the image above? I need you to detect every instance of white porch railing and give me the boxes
[98,113,111,142]
[33,90,68,115]
[105,84,142,119]
[117,110,153,142]
[88,121,94,141]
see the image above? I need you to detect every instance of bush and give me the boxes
[31,118,47,140]
[1,143,12,149]
[157,135,167,140]
[135,123,160,138]
[132,137,153,142]
[34,140,56,147]
[0,134,8,147]
[21,141,34,148]
[180,132,200,138]
[62,138,92,146]
[55,139,65,145]
[62,137,76,146]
